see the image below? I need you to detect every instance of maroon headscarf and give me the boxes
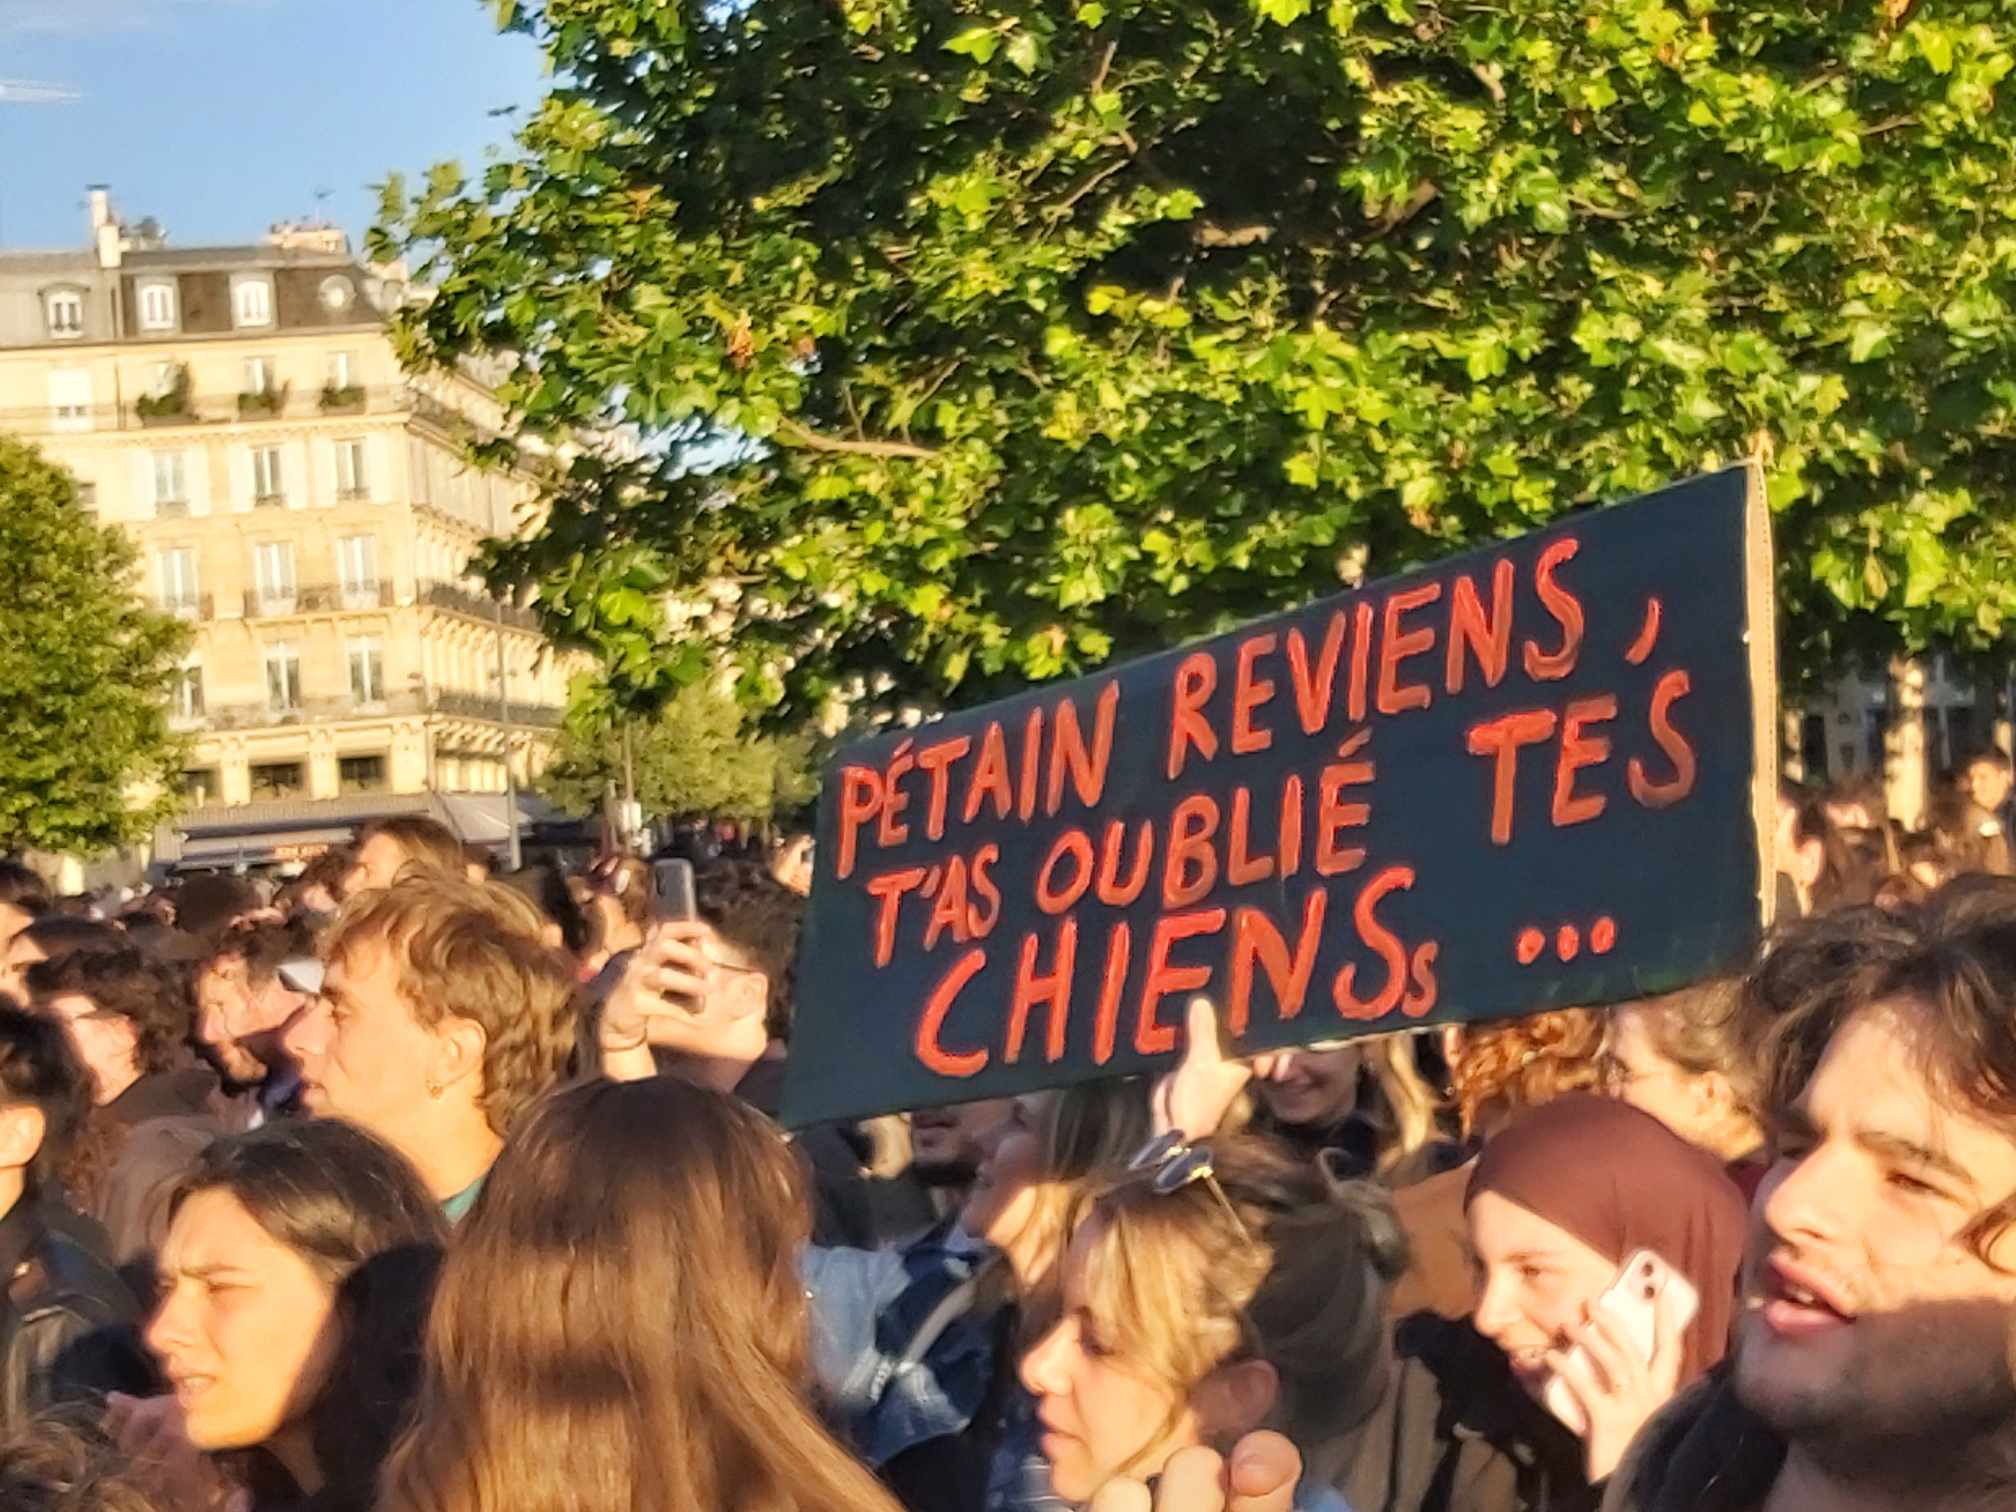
[1465,1093,1747,1383]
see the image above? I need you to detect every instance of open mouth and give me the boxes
[169,1371,215,1404]
[1758,1257,1856,1336]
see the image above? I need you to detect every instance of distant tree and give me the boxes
[539,675,817,824]
[0,437,190,856]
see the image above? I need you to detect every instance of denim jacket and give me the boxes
[803,1222,1064,1512]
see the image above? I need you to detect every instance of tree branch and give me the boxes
[774,419,938,461]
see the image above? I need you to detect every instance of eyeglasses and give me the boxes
[1124,1131,1255,1247]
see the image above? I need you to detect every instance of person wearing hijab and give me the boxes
[1325,1095,1746,1512]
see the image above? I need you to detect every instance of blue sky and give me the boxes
[0,0,549,252]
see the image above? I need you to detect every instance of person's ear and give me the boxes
[1193,1358,1280,1441]
[433,1017,489,1098]
[1794,837,1825,887]
[0,1104,47,1174]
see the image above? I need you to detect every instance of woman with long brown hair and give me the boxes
[378,1076,903,1512]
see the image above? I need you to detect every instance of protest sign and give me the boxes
[783,466,1775,1128]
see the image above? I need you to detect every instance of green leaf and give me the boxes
[1074,1,1108,23]
[1255,0,1312,24]
[944,25,1001,62]
[1847,320,1891,363]
[1004,30,1040,75]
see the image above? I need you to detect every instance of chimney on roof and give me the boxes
[87,185,122,270]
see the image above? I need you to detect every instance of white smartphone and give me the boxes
[1542,1248,1698,1437]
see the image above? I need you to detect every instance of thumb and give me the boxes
[1184,995,1227,1066]
[1226,1430,1303,1512]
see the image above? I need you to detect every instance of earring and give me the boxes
[425,1078,443,1098]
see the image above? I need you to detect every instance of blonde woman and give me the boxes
[1018,1132,1401,1510]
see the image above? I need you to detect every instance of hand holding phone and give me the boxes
[1542,1249,1697,1437]
[652,859,697,923]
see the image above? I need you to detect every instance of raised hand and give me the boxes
[1150,997,1281,1144]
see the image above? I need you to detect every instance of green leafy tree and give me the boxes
[539,675,816,823]
[0,437,191,855]
[378,0,2016,719]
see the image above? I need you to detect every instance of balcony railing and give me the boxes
[416,579,540,630]
[431,691,562,727]
[240,582,394,619]
[154,593,213,621]
[196,688,561,732]
[0,383,429,436]
[154,498,190,519]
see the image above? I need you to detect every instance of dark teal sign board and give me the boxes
[784,466,1775,1128]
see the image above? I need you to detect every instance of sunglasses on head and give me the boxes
[1124,1131,1255,1246]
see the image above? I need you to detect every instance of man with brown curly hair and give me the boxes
[282,874,578,1221]
[24,947,232,1286]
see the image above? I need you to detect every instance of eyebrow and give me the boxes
[1857,1130,1977,1192]
[175,1263,255,1283]
[1779,1103,1977,1193]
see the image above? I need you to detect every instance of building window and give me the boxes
[156,547,199,613]
[320,276,355,314]
[253,541,296,608]
[234,278,273,328]
[147,362,178,399]
[152,451,188,512]
[251,446,284,504]
[329,351,355,389]
[137,282,176,331]
[263,643,302,712]
[338,754,387,794]
[180,768,219,803]
[170,658,204,720]
[244,356,275,396]
[250,761,304,799]
[45,290,83,338]
[336,439,368,499]
[74,481,97,511]
[347,637,385,704]
[337,534,378,601]
[48,369,92,431]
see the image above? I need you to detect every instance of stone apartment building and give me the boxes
[0,189,578,872]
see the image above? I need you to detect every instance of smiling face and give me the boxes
[1018,1221,1200,1502]
[146,1189,341,1453]
[1735,1003,2016,1448]
[1468,1189,1620,1398]
[1256,1044,1362,1129]
[960,1095,1049,1245]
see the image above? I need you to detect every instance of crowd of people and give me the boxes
[0,779,2010,1512]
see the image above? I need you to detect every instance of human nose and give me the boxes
[1018,1317,1074,1399]
[283,998,331,1060]
[1263,1051,1301,1084]
[1759,1141,1852,1251]
[145,1282,196,1360]
[1472,1269,1520,1344]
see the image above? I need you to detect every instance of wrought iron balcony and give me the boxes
[416,579,540,630]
